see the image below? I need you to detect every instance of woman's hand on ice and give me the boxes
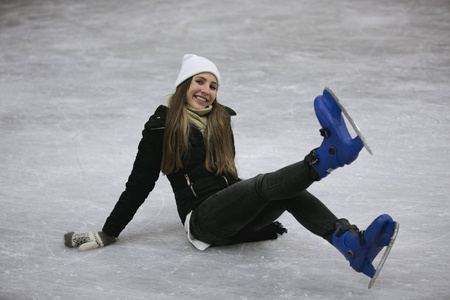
[64,231,117,251]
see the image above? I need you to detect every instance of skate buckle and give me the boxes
[319,128,330,137]
[306,149,320,166]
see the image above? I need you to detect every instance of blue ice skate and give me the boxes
[332,214,399,287]
[307,88,365,179]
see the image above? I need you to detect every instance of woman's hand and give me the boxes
[64,231,117,251]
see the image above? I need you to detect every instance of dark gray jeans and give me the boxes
[190,161,338,246]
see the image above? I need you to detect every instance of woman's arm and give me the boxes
[64,106,168,250]
[102,105,167,237]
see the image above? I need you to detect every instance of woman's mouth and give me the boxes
[195,96,207,103]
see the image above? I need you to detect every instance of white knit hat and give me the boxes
[175,54,221,88]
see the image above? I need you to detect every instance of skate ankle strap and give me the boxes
[335,220,365,246]
[335,224,358,237]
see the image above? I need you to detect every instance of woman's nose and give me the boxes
[200,87,210,95]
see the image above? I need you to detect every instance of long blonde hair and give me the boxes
[161,78,238,179]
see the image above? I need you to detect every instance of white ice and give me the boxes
[1,0,450,299]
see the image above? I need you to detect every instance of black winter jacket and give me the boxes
[102,105,240,237]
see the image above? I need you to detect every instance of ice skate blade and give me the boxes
[368,222,400,289]
[324,87,373,155]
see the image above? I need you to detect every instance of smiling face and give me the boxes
[186,72,218,110]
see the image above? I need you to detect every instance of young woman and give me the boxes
[65,54,398,284]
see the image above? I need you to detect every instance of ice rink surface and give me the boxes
[1,0,450,299]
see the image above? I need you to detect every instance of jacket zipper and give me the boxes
[184,174,230,198]
[221,175,229,187]
[184,174,198,198]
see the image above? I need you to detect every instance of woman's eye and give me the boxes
[196,80,203,85]
[210,85,217,90]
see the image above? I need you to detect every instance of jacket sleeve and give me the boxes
[102,105,167,237]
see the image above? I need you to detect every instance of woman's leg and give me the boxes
[190,161,334,245]
[282,190,338,242]
[232,190,338,244]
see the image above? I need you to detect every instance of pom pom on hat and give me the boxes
[175,54,221,88]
